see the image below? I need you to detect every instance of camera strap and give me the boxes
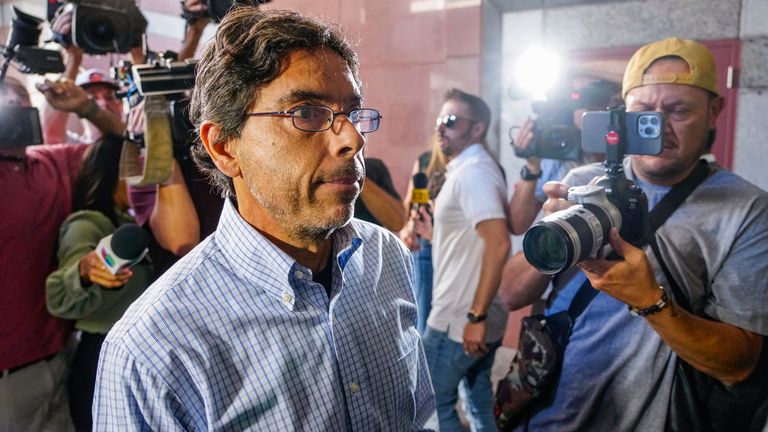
[647,159,711,310]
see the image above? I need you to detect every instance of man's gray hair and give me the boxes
[189,8,360,197]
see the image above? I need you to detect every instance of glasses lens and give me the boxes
[444,115,457,128]
[350,109,381,133]
[292,105,333,131]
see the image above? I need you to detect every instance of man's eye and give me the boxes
[296,107,315,119]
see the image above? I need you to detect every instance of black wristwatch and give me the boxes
[520,165,542,181]
[467,310,487,323]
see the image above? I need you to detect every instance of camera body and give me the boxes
[514,96,582,161]
[183,0,273,23]
[51,0,147,55]
[522,106,658,275]
[513,81,621,161]
[120,58,198,155]
[0,107,44,149]
[1,8,64,148]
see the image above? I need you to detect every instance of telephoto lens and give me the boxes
[523,185,621,274]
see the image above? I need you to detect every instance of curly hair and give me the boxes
[189,8,360,197]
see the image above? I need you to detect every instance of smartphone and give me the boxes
[581,110,664,156]
[0,107,43,150]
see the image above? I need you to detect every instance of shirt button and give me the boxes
[282,293,293,303]
[295,271,304,279]
[349,383,360,394]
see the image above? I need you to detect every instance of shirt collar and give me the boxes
[446,143,484,172]
[214,199,364,309]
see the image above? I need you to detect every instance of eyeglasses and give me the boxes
[435,114,476,129]
[246,105,382,133]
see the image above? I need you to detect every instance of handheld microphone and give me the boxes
[411,172,430,210]
[95,223,150,275]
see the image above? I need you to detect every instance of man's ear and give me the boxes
[708,96,725,129]
[471,121,487,142]
[200,121,241,178]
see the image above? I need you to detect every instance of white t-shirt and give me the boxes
[427,144,509,343]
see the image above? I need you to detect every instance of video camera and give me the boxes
[49,0,147,55]
[182,0,272,23]
[512,81,620,161]
[114,54,198,155]
[522,106,664,275]
[1,7,66,148]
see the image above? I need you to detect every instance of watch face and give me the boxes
[521,166,541,181]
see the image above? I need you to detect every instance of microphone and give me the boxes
[411,172,430,211]
[95,223,150,275]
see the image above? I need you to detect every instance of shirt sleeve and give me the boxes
[704,195,768,335]
[93,340,192,431]
[45,211,113,320]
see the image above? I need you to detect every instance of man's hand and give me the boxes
[463,321,488,357]
[579,227,662,309]
[412,206,433,241]
[398,218,420,252]
[37,78,93,115]
[514,118,542,173]
[541,181,573,217]
[79,251,133,289]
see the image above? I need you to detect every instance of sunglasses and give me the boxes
[435,114,476,129]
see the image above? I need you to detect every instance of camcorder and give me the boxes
[522,106,664,275]
[49,0,147,55]
[182,0,273,23]
[1,7,65,149]
[115,54,198,156]
[513,81,619,161]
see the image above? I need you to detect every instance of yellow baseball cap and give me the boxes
[622,37,719,99]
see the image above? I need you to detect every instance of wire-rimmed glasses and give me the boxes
[246,105,382,133]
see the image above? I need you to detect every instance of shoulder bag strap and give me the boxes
[647,159,712,310]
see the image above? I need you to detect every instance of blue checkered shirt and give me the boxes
[93,199,437,431]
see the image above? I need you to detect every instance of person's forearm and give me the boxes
[64,50,82,81]
[469,220,511,315]
[178,22,207,61]
[645,304,763,385]
[509,180,542,235]
[498,252,551,311]
[84,103,126,136]
[41,102,71,144]
[360,179,407,232]
[150,165,200,256]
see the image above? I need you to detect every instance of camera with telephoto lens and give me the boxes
[1,7,66,149]
[182,0,273,23]
[50,0,147,55]
[513,81,619,161]
[522,106,663,275]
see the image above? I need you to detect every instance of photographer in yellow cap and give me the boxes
[514,37,768,431]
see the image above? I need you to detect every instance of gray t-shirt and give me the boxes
[520,158,768,431]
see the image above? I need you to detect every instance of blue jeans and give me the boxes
[422,326,500,432]
[413,238,433,334]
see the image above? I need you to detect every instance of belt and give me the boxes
[1,353,57,377]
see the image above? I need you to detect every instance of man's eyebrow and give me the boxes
[276,90,363,108]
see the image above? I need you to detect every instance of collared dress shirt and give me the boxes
[93,199,437,431]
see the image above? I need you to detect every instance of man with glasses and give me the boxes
[93,8,437,430]
[423,88,511,431]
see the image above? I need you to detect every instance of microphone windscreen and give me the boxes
[412,172,429,189]
[110,224,149,260]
